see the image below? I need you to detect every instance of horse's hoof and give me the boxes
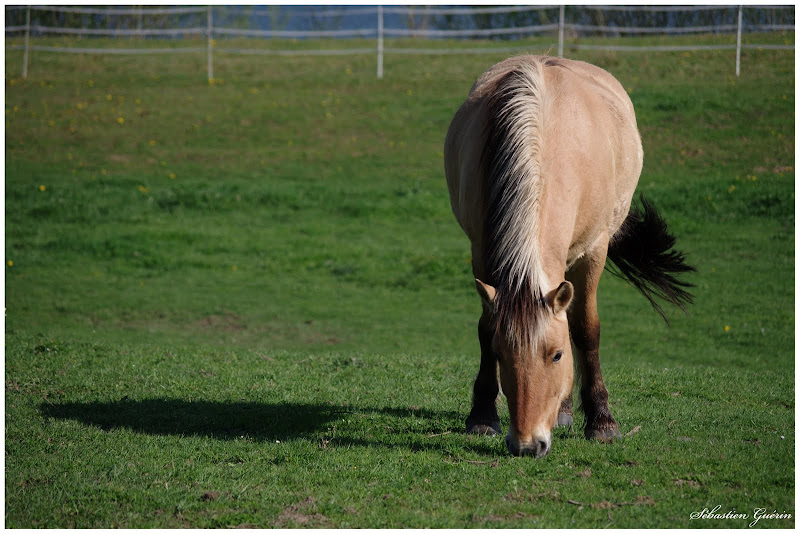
[466,421,502,436]
[557,413,573,428]
[587,426,621,443]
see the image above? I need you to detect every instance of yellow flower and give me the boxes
[39,185,46,192]
[169,172,176,180]
[106,94,112,101]
[117,117,125,125]
[149,139,157,146]
[138,185,150,194]
[724,325,731,332]
[7,260,13,267]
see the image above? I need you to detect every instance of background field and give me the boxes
[5,35,795,528]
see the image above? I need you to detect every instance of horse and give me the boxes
[444,55,693,458]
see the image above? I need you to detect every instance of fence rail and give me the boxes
[5,4,794,80]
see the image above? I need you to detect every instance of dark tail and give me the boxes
[606,194,695,322]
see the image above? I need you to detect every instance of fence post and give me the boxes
[207,5,213,83]
[558,5,565,57]
[735,5,743,76]
[377,5,384,79]
[22,5,31,79]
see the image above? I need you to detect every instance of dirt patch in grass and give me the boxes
[196,313,246,332]
[274,496,330,528]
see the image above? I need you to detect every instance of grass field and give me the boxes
[5,35,795,528]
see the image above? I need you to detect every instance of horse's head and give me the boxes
[476,279,574,458]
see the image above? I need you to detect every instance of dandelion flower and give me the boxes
[106,94,112,101]
[724,325,731,332]
[7,260,13,267]
[117,117,125,125]
[169,172,176,180]
[149,139,157,147]
[39,185,46,192]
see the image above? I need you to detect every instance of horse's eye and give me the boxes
[552,350,563,363]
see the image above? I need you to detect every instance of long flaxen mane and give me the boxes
[482,57,553,352]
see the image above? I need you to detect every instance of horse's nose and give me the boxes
[505,435,550,458]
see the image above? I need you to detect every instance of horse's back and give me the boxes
[444,55,642,261]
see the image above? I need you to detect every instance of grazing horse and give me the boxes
[444,55,693,457]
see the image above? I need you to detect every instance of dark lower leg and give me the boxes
[577,346,620,442]
[465,316,501,435]
[568,250,620,442]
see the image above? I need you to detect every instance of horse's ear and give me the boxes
[475,279,497,310]
[547,281,574,315]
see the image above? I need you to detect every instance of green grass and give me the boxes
[5,35,795,528]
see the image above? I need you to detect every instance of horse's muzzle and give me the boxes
[506,434,550,458]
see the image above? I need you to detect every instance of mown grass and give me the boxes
[5,35,795,528]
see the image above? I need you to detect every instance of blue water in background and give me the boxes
[6,5,794,38]
[213,5,793,36]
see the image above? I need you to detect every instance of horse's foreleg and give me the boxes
[567,244,621,442]
[465,311,502,435]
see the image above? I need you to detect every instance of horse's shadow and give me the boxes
[39,398,502,456]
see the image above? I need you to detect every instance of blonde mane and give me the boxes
[483,58,553,351]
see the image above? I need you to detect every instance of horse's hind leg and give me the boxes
[465,311,502,435]
[557,397,573,427]
[567,241,622,442]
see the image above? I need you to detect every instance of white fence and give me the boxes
[5,5,795,80]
